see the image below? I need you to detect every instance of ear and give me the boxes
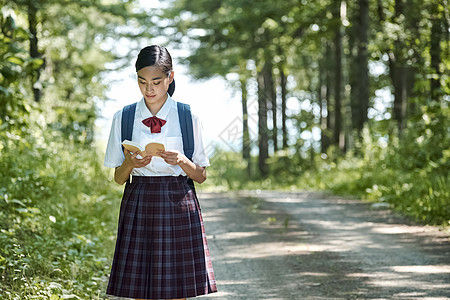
[168,71,174,83]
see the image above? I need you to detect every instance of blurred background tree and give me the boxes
[158,0,449,223]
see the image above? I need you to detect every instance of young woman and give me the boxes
[104,45,217,300]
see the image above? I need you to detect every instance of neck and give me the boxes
[145,94,168,115]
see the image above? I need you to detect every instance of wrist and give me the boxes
[121,160,134,172]
[178,154,190,167]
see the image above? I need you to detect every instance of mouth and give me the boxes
[145,94,156,98]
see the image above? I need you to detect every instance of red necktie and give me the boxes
[142,116,167,133]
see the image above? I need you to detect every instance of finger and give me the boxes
[161,152,176,158]
[137,155,153,161]
[137,158,152,167]
[159,150,174,156]
[136,155,152,163]
[163,150,177,155]
[135,155,151,163]
[124,149,132,157]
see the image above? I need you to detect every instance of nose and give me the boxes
[145,83,153,93]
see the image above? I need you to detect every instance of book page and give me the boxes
[122,143,142,154]
[121,140,165,158]
[144,143,165,157]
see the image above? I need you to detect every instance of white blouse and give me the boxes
[104,96,210,176]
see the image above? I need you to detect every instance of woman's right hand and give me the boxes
[123,149,152,169]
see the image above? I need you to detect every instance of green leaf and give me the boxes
[60,294,81,299]
[32,58,44,69]
[10,199,27,207]
[7,56,24,66]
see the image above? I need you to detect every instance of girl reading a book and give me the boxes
[104,45,217,300]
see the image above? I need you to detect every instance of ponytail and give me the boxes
[168,79,175,96]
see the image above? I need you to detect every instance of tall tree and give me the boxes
[387,0,415,134]
[319,41,329,154]
[321,41,334,154]
[333,1,344,151]
[258,64,269,176]
[265,59,278,152]
[352,0,369,136]
[240,76,251,175]
[280,67,288,150]
[27,0,42,102]
[429,1,445,102]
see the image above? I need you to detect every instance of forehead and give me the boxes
[137,66,166,80]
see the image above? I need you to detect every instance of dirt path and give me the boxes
[198,191,450,300]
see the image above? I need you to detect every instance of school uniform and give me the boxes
[104,95,217,299]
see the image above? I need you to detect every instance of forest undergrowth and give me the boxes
[0,114,122,299]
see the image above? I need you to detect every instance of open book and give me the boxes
[122,140,165,158]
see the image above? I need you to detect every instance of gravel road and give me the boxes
[199,191,450,300]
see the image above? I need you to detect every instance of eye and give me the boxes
[139,81,146,85]
[153,81,161,85]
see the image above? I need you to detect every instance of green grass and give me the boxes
[0,126,122,299]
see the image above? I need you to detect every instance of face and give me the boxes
[137,65,174,107]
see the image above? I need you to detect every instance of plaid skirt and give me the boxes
[106,175,217,299]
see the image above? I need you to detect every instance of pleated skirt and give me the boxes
[106,175,217,299]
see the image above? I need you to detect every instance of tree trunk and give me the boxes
[323,42,333,154]
[377,0,410,134]
[319,62,327,154]
[28,0,42,102]
[240,78,251,176]
[264,61,277,152]
[376,0,385,22]
[445,0,450,64]
[348,3,358,150]
[280,68,288,150]
[257,67,269,177]
[390,0,413,134]
[355,0,369,132]
[430,6,442,102]
[333,5,343,151]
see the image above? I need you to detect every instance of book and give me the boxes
[122,140,165,158]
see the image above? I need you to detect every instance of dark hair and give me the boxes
[135,45,175,96]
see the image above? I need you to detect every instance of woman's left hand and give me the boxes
[158,150,186,166]
[159,150,207,184]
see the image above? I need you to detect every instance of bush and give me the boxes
[0,117,121,299]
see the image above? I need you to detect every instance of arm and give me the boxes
[114,149,152,185]
[158,150,207,184]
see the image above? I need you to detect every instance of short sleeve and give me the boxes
[191,113,210,167]
[104,110,125,168]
